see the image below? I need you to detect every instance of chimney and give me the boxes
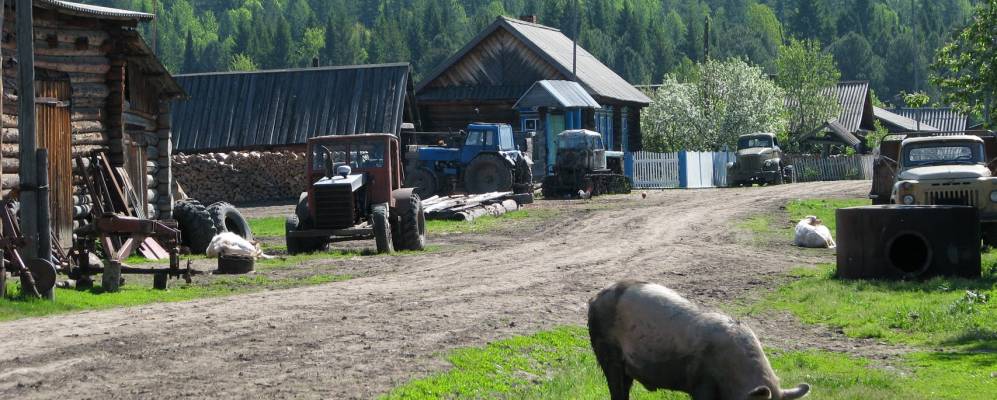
[519,15,538,24]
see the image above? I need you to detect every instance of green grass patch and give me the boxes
[426,209,554,235]
[785,199,871,235]
[248,216,286,237]
[383,326,994,400]
[0,273,350,321]
[748,262,997,351]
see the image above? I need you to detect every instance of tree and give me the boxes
[777,39,842,150]
[641,58,786,152]
[827,32,885,87]
[229,53,258,72]
[932,0,997,127]
[181,31,198,73]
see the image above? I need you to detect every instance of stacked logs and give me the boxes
[173,151,307,204]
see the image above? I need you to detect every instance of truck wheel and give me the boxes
[285,214,325,255]
[405,168,438,200]
[396,195,426,251]
[173,199,218,254]
[208,202,253,241]
[372,204,394,254]
[464,154,513,194]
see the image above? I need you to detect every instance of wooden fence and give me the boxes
[631,151,680,188]
[786,155,875,183]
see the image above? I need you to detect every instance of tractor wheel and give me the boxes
[173,199,218,254]
[395,195,426,251]
[285,194,325,255]
[512,157,533,194]
[464,154,513,194]
[372,204,394,254]
[541,175,560,199]
[405,168,438,200]
[208,201,253,241]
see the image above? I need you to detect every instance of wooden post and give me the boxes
[16,0,38,261]
[0,0,7,299]
[36,149,52,299]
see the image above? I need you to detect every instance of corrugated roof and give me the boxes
[888,108,967,132]
[826,121,862,148]
[36,0,155,21]
[513,80,601,109]
[830,81,870,133]
[418,16,650,105]
[873,107,939,132]
[171,63,413,152]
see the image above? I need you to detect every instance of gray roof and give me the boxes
[873,107,939,131]
[513,80,601,109]
[888,108,968,132]
[830,81,871,133]
[36,0,155,21]
[172,63,413,152]
[418,16,650,105]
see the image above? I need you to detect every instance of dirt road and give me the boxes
[0,181,874,399]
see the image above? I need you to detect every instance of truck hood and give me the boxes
[736,148,773,157]
[899,165,992,181]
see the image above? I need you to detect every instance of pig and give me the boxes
[587,280,810,400]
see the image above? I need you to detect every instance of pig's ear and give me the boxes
[748,386,772,399]
[781,383,811,399]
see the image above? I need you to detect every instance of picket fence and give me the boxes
[629,151,873,188]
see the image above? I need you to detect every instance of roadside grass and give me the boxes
[737,198,870,241]
[382,326,991,400]
[0,273,350,321]
[425,209,556,235]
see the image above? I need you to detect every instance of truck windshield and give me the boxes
[904,143,983,167]
[738,136,772,149]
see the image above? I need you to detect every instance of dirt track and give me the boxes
[0,181,880,399]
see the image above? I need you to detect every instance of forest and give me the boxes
[88,0,978,106]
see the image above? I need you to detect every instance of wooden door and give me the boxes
[36,79,73,249]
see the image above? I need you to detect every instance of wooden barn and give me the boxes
[416,16,651,175]
[0,0,184,247]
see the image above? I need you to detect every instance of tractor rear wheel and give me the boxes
[208,201,253,241]
[464,154,513,194]
[405,168,438,200]
[372,204,394,254]
[395,195,426,251]
[173,199,218,254]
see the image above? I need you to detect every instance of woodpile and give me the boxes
[422,192,522,222]
[173,151,306,204]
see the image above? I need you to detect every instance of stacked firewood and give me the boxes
[173,151,307,204]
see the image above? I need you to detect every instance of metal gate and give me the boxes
[36,79,73,249]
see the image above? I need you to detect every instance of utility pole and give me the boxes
[16,0,38,262]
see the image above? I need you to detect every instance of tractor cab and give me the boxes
[459,123,518,163]
[556,129,608,171]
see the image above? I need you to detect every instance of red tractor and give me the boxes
[285,134,426,254]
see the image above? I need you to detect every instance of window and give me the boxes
[499,126,515,150]
[350,141,385,168]
[313,144,348,170]
[904,143,982,167]
[523,119,539,132]
[737,136,773,149]
[465,129,485,146]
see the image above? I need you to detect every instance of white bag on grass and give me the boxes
[794,216,836,249]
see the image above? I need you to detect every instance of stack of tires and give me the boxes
[173,199,253,254]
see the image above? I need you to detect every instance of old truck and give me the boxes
[403,123,533,200]
[542,129,631,197]
[727,133,793,186]
[285,134,426,254]
[870,132,997,244]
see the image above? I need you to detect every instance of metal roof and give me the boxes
[171,63,413,152]
[829,81,871,133]
[418,16,650,105]
[873,107,939,132]
[513,80,601,109]
[826,121,863,148]
[888,108,968,132]
[36,0,155,21]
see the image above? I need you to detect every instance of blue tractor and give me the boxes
[404,123,533,199]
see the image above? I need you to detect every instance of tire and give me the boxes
[541,175,560,199]
[285,193,325,254]
[372,204,394,254]
[173,199,218,254]
[405,168,438,200]
[208,201,253,241]
[464,154,514,194]
[394,194,427,251]
[513,157,533,194]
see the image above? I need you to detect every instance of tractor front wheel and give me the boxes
[464,154,514,194]
[285,193,326,255]
[372,204,394,254]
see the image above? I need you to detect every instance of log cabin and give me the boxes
[0,0,184,248]
[416,15,651,176]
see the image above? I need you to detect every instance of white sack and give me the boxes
[794,216,836,248]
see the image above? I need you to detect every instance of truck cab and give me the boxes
[727,133,790,186]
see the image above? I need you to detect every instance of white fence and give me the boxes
[787,155,875,183]
[629,151,874,188]
[632,151,680,188]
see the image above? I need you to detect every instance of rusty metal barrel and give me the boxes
[836,205,981,280]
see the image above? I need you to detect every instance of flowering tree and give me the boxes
[641,58,787,152]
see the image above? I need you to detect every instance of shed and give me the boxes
[1,0,184,247]
[416,16,650,175]
[171,63,418,153]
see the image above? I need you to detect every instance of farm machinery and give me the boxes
[402,123,533,200]
[285,133,427,255]
[542,129,631,198]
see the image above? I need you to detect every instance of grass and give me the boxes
[424,209,555,235]
[737,198,870,241]
[382,326,994,400]
[248,216,286,237]
[0,273,350,321]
